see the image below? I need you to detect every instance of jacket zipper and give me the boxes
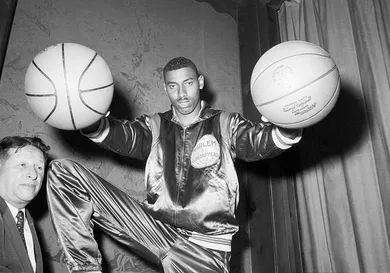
[175,126,187,221]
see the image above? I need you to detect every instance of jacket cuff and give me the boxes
[272,127,302,149]
[80,118,110,143]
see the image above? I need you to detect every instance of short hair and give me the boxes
[0,136,50,162]
[163,57,199,81]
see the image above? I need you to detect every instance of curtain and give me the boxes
[278,0,390,272]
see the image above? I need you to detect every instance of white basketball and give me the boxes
[250,40,340,129]
[24,43,114,130]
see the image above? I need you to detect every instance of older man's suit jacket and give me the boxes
[0,197,43,273]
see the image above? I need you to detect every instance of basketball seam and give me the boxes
[272,75,340,127]
[78,53,114,116]
[80,82,114,93]
[26,60,58,122]
[251,52,332,92]
[62,43,77,130]
[256,64,338,108]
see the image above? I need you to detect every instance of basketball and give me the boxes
[250,40,340,129]
[24,43,114,130]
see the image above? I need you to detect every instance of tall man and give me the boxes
[46,57,302,273]
[0,136,50,273]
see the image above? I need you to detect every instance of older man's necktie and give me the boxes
[16,210,27,248]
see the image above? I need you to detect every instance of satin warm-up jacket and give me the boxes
[88,103,297,251]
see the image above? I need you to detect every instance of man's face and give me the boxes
[0,145,45,209]
[164,67,204,122]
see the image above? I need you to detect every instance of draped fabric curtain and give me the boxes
[278,0,390,272]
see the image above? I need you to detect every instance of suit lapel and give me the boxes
[0,198,34,272]
[26,210,43,273]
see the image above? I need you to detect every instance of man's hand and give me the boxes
[261,115,270,123]
[81,119,101,134]
[261,115,302,139]
[278,127,303,139]
[81,111,110,134]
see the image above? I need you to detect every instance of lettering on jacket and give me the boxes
[191,134,220,168]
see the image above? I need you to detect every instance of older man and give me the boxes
[0,136,50,273]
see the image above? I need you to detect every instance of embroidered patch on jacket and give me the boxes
[191,134,220,168]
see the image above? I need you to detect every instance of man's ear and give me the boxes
[163,83,167,94]
[198,75,204,90]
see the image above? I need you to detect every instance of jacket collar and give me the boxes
[160,101,221,125]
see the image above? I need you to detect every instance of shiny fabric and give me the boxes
[98,105,283,238]
[47,159,230,273]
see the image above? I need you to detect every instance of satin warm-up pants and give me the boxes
[46,159,231,273]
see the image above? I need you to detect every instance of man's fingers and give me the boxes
[261,115,269,123]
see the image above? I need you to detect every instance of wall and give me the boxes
[0,0,243,272]
[0,0,17,78]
